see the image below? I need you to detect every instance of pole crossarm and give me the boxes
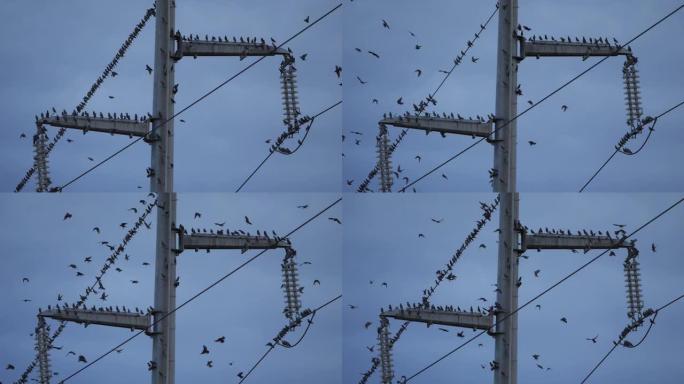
[520,231,634,252]
[38,308,152,332]
[177,230,291,252]
[381,307,494,331]
[521,39,631,59]
[379,116,492,138]
[38,115,150,138]
[173,37,290,59]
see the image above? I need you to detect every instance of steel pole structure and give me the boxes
[150,0,176,383]
[492,1,519,384]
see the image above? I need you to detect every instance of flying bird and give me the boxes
[214,336,226,343]
[396,97,404,105]
[194,212,201,219]
[304,16,310,23]
[415,69,422,77]
[313,279,321,286]
[561,105,568,112]
[586,335,598,343]
[334,65,342,78]
[356,76,367,84]
[244,216,252,225]
[200,345,209,354]
[328,217,342,224]
[63,212,73,220]
[382,19,390,29]
[145,65,153,74]
[560,317,568,324]
[368,51,380,59]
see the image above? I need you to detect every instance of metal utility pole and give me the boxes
[493,0,519,383]
[150,0,176,383]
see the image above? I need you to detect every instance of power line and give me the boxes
[54,3,343,191]
[238,294,342,383]
[579,99,684,192]
[235,100,342,192]
[54,197,342,383]
[398,3,684,192]
[400,196,683,382]
[581,293,684,383]
[356,2,500,192]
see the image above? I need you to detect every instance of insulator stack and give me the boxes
[282,247,302,320]
[280,57,300,134]
[33,123,51,192]
[35,316,52,384]
[624,247,644,322]
[377,124,393,192]
[378,317,394,384]
[623,56,643,128]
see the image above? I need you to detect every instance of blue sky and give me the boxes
[0,193,342,383]
[0,0,341,192]
[343,193,684,383]
[342,0,684,192]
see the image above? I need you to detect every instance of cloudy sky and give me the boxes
[0,0,342,192]
[342,0,684,192]
[343,193,684,383]
[0,193,342,383]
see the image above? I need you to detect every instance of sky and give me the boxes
[0,0,342,192]
[342,0,684,192]
[0,193,342,383]
[343,193,684,383]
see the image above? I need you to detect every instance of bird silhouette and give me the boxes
[328,217,342,224]
[200,345,209,354]
[245,216,252,225]
[145,65,153,74]
[214,336,225,343]
[382,19,390,29]
[586,335,598,343]
[304,16,310,23]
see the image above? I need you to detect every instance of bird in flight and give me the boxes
[431,218,443,223]
[382,19,390,29]
[214,336,225,343]
[561,105,568,112]
[560,317,568,323]
[244,216,252,225]
[297,204,309,209]
[533,269,541,277]
[194,212,201,219]
[651,243,656,252]
[63,212,73,220]
[528,140,537,146]
[328,217,342,224]
[415,69,422,77]
[145,65,153,74]
[304,16,310,23]
[368,51,380,59]
[313,279,321,286]
[334,65,342,78]
[396,97,403,105]
[586,335,598,343]
[200,345,209,354]
[356,76,367,85]
[471,56,479,63]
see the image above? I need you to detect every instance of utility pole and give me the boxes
[493,0,519,383]
[150,0,176,383]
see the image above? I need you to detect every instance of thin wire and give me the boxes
[235,100,342,192]
[238,294,342,383]
[55,197,342,383]
[402,197,684,382]
[56,3,343,191]
[579,99,684,192]
[398,3,684,192]
[581,294,684,383]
